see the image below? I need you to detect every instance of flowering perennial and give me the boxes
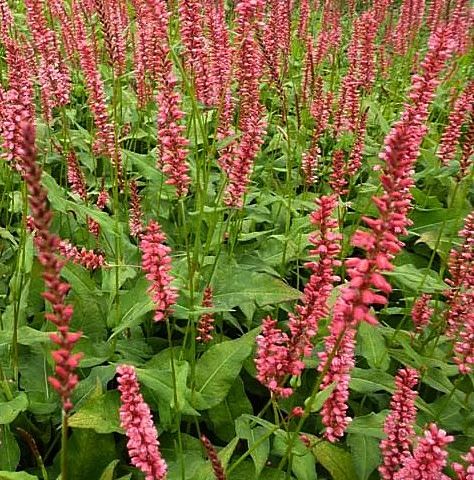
[394,424,454,480]
[196,287,215,343]
[18,121,82,412]
[411,294,434,333]
[140,221,178,322]
[117,365,167,479]
[379,368,419,480]
[200,435,226,480]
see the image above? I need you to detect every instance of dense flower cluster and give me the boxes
[200,435,226,480]
[196,287,215,343]
[67,152,88,201]
[116,365,167,480]
[18,121,81,412]
[393,0,426,55]
[379,368,419,480]
[0,39,35,170]
[58,240,105,270]
[140,221,178,322]
[439,81,474,165]
[317,23,456,442]
[255,317,295,398]
[129,180,143,237]
[93,0,128,75]
[452,447,474,480]
[288,195,342,364]
[178,0,211,105]
[72,2,122,180]
[394,424,453,480]
[24,0,71,121]
[411,294,434,333]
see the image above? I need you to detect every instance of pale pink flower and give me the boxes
[58,240,105,270]
[452,447,474,480]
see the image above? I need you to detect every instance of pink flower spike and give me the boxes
[140,221,178,322]
[394,424,454,480]
[116,365,167,479]
[411,294,433,333]
[196,287,215,343]
[379,368,419,480]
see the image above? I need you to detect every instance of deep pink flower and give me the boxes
[129,180,143,237]
[93,0,128,75]
[72,3,122,181]
[459,116,473,181]
[330,150,349,196]
[24,0,71,121]
[452,447,474,480]
[58,240,105,271]
[255,317,296,398]
[196,287,215,343]
[394,424,454,480]
[453,300,474,374]
[18,121,82,412]
[317,325,357,442]
[67,152,88,201]
[200,435,226,480]
[224,13,266,208]
[411,294,433,333]
[393,0,426,55]
[0,0,13,39]
[178,0,211,105]
[288,195,342,366]
[140,221,178,322]
[46,0,77,57]
[450,0,471,55]
[297,0,310,40]
[0,39,35,170]
[445,212,474,338]
[116,365,167,480]
[207,0,233,108]
[439,81,474,166]
[347,112,367,177]
[379,368,419,480]
[427,0,448,32]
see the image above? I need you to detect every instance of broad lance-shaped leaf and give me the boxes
[212,268,301,310]
[193,328,259,410]
[0,473,38,480]
[0,427,20,471]
[68,389,122,434]
[357,322,389,371]
[137,360,199,416]
[347,433,380,480]
[235,416,270,478]
[0,393,28,425]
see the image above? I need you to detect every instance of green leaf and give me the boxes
[0,426,20,470]
[305,382,336,413]
[65,430,116,480]
[347,412,388,439]
[386,264,447,294]
[193,329,259,409]
[0,327,50,347]
[357,322,389,371]
[347,434,380,480]
[209,378,253,442]
[349,368,394,394]
[235,417,270,478]
[0,393,28,425]
[137,361,198,416]
[311,438,357,480]
[0,473,38,480]
[69,390,122,434]
[110,278,154,337]
[213,269,301,310]
[99,460,120,480]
